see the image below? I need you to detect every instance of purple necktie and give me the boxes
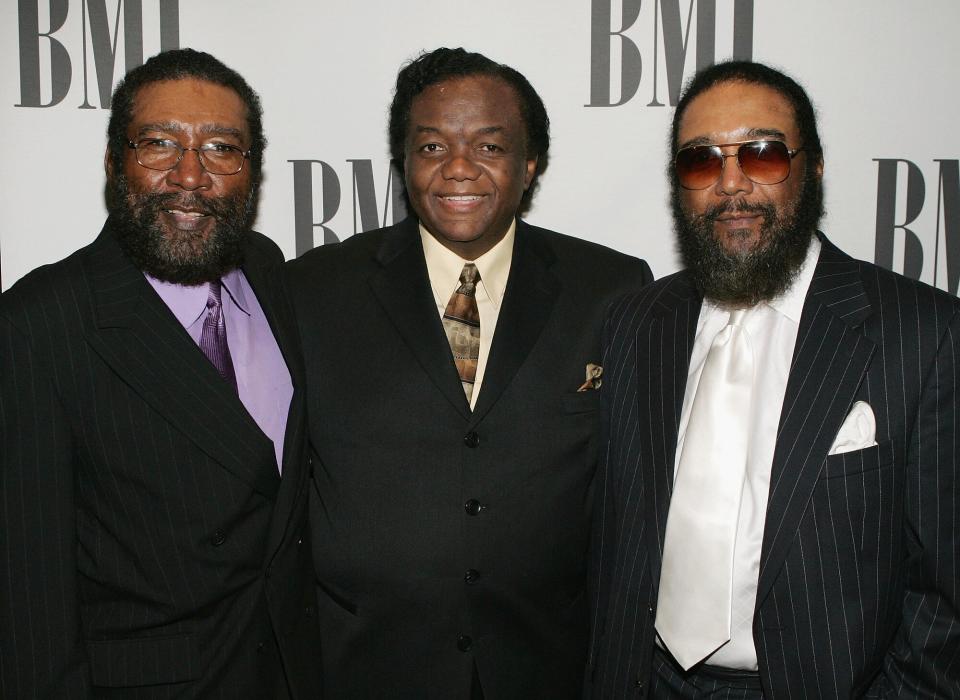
[199,280,238,392]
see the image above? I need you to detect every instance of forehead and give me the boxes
[408,75,524,129]
[678,80,799,146]
[129,77,249,138]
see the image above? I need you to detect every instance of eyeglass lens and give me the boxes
[134,140,245,175]
[675,141,792,190]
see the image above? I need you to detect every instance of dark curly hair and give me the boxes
[670,60,822,165]
[106,48,266,185]
[388,47,550,208]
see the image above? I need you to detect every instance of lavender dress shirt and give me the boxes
[146,268,293,472]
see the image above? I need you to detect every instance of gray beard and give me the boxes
[672,169,823,306]
[108,173,256,285]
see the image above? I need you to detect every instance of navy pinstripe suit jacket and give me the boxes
[0,221,321,699]
[588,234,960,698]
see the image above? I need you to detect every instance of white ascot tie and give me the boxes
[655,308,754,670]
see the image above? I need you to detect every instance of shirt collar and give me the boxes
[419,219,516,310]
[145,267,251,329]
[766,234,820,323]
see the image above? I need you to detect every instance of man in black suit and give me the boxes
[589,60,960,698]
[0,49,320,699]
[286,47,652,699]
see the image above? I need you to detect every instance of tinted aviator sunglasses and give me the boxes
[674,140,805,190]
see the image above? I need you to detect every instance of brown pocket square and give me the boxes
[577,363,603,392]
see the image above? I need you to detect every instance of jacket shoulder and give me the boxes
[607,270,691,325]
[522,222,654,291]
[0,244,91,326]
[285,226,386,280]
[858,257,960,317]
[243,230,285,265]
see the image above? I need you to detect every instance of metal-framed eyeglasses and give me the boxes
[674,139,804,190]
[127,138,250,176]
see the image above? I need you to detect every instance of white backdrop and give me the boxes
[2,1,958,293]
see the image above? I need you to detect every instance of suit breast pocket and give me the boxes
[820,439,894,480]
[560,390,600,415]
[811,439,902,582]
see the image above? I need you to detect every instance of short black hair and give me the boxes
[670,60,822,163]
[388,47,550,206]
[107,48,266,180]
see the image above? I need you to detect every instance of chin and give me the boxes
[717,231,761,257]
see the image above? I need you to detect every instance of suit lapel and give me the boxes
[756,235,876,604]
[368,218,472,419]
[242,253,307,562]
[640,274,701,582]
[82,223,279,500]
[471,221,560,424]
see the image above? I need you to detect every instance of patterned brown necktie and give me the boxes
[443,263,481,403]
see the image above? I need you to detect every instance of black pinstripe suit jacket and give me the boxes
[0,221,321,699]
[588,234,960,698]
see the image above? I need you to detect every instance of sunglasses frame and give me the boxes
[674,139,805,190]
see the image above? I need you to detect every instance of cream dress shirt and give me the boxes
[672,235,821,669]
[419,221,515,410]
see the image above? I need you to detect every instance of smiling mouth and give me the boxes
[161,207,214,231]
[164,207,210,216]
[438,194,485,202]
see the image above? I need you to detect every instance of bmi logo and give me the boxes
[287,159,408,255]
[16,0,181,109]
[875,159,960,294]
[588,0,754,107]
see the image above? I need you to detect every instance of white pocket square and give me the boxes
[828,401,878,455]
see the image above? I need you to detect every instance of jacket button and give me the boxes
[464,569,480,584]
[648,605,654,617]
[464,499,483,516]
[463,432,480,448]
[457,634,472,652]
[257,642,266,654]
[211,530,226,546]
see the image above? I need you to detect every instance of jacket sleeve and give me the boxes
[880,306,960,697]
[0,313,92,699]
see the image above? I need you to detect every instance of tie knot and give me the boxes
[206,280,224,309]
[728,308,747,326]
[457,263,480,296]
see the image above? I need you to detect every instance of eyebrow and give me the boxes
[412,125,506,137]
[135,122,246,141]
[679,127,788,150]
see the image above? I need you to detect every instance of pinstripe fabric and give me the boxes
[649,647,763,698]
[588,234,960,698]
[0,221,321,699]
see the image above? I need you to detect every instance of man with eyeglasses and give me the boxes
[0,49,320,699]
[588,60,960,698]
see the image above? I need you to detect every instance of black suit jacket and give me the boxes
[588,234,960,698]
[0,220,321,699]
[285,217,652,699]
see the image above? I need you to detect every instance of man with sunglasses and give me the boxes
[0,49,320,698]
[588,60,960,698]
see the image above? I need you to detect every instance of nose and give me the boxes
[165,148,213,191]
[441,147,482,182]
[716,149,753,196]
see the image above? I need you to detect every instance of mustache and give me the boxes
[128,192,237,221]
[702,198,775,220]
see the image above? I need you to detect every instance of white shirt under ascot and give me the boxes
[419,220,515,410]
[672,235,821,669]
